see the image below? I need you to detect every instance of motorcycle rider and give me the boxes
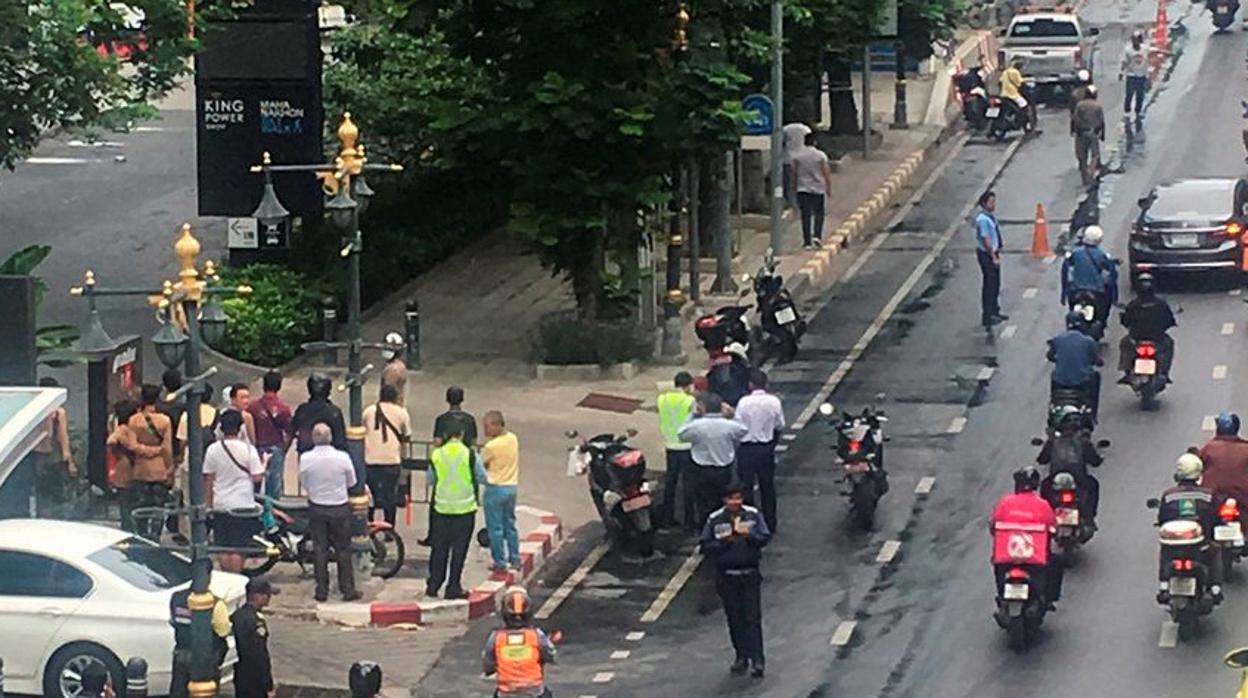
[1001,58,1035,132]
[1199,413,1248,517]
[990,466,1062,610]
[1117,272,1176,384]
[1047,310,1104,419]
[1156,452,1222,600]
[482,586,557,698]
[1070,84,1105,185]
[708,342,752,407]
[1060,225,1117,325]
[1037,405,1102,529]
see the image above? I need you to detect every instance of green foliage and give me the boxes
[533,311,654,367]
[0,245,80,367]
[0,0,197,170]
[213,264,335,367]
[899,0,966,61]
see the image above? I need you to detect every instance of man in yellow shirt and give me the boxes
[1001,59,1035,131]
[481,410,520,572]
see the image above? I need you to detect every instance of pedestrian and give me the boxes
[219,382,257,445]
[290,373,348,454]
[678,393,748,527]
[297,423,361,602]
[426,425,486,599]
[789,130,834,250]
[33,377,75,514]
[734,369,784,533]
[231,577,277,698]
[657,371,698,530]
[482,587,557,698]
[127,384,174,536]
[974,190,1008,327]
[380,331,408,407]
[363,383,410,526]
[700,483,771,678]
[107,400,163,533]
[1119,30,1149,120]
[782,121,812,204]
[1070,85,1105,186]
[481,410,520,572]
[249,370,293,499]
[158,368,186,463]
[170,559,232,698]
[204,410,264,573]
[424,385,478,546]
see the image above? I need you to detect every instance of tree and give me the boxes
[899,0,964,63]
[0,0,196,170]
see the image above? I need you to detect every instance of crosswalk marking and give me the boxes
[831,620,857,646]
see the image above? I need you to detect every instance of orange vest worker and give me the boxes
[493,628,544,693]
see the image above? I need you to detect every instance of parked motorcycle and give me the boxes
[695,305,751,360]
[820,402,889,529]
[1213,497,1246,580]
[566,430,655,557]
[954,66,990,132]
[241,497,405,579]
[1126,339,1167,410]
[1146,499,1221,641]
[742,249,806,364]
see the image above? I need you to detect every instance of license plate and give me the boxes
[774,306,798,325]
[621,494,651,512]
[1056,508,1079,525]
[1167,234,1199,248]
[1134,358,1157,375]
[1219,5,1230,12]
[985,106,1001,119]
[1003,583,1029,600]
[844,460,871,474]
[1216,522,1243,542]
[1169,577,1198,597]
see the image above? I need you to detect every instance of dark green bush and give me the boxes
[533,310,654,367]
[214,264,336,367]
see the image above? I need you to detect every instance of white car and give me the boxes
[0,520,247,697]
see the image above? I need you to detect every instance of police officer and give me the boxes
[699,483,771,678]
[426,426,486,599]
[482,587,557,698]
[169,560,231,698]
[657,371,697,529]
[232,577,277,698]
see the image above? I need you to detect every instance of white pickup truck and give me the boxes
[999,12,1100,101]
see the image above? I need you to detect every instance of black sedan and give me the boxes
[1129,178,1248,286]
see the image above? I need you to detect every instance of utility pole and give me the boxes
[863,43,872,159]
[768,0,785,254]
[891,40,908,129]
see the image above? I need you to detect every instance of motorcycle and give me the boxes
[820,402,889,529]
[1069,289,1106,341]
[995,564,1049,652]
[695,305,751,361]
[1033,433,1110,563]
[566,430,655,557]
[954,66,990,132]
[986,81,1036,142]
[1210,0,1238,30]
[242,496,405,579]
[742,249,806,364]
[1214,496,1246,580]
[1127,339,1167,410]
[1146,499,1221,641]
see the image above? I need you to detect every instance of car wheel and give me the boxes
[44,642,125,698]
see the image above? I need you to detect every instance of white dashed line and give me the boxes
[1022,287,1038,299]
[775,443,789,453]
[1214,365,1228,380]
[1158,621,1179,648]
[977,366,996,381]
[1204,415,1217,432]
[876,540,902,563]
[24,157,90,165]
[534,541,610,620]
[915,476,936,495]
[640,553,703,623]
[948,416,967,434]
[610,650,631,660]
[1231,289,1243,296]
[133,126,169,132]
[781,432,798,442]
[1000,324,1018,339]
[577,695,598,698]
[1224,322,1236,336]
[625,631,646,641]
[592,672,615,684]
[831,620,857,646]
[1043,255,1058,265]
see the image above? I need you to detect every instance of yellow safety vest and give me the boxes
[657,391,695,451]
[432,441,476,515]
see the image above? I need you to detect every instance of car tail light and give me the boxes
[1074,47,1084,67]
[1136,342,1157,358]
[1172,558,1195,571]
[1222,498,1241,521]
[1059,490,1076,505]
[1227,222,1243,236]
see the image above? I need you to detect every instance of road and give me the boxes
[415,2,1248,697]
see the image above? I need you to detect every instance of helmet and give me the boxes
[1066,309,1085,328]
[1135,272,1156,295]
[1052,404,1083,426]
[1013,466,1042,493]
[1176,452,1204,482]
[348,661,383,698]
[1217,412,1242,436]
[724,342,748,359]
[1132,29,1145,43]
[307,372,332,400]
[1085,84,1098,98]
[382,331,405,360]
[1076,68,1091,84]
[1052,471,1077,490]
[1082,225,1104,244]
[500,586,533,628]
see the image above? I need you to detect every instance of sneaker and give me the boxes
[750,659,765,679]
[730,658,749,674]
[993,313,1010,322]
[1117,374,1131,385]
[445,589,469,600]
[813,237,824,247]
[314,592,328,603]
[342,591,363,602]
[416,537,432,547]
[425,587,439,599]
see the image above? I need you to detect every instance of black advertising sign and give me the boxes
[86,335,142,492]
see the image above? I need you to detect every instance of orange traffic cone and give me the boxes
[1154,0,1169,52]
[1031,203,1053,258]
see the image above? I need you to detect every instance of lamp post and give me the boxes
[660,4,690,361]
[250,113,403,566]
[70,224,251,698]
[768,0,784,254]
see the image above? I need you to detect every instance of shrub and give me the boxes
[214,264,336,367]
[533,310,654,367]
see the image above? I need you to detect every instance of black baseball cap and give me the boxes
[246,577,279,595]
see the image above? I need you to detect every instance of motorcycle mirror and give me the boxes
[1096,439,1111,449]
[1146,497,1160,509]
[1225,647,1248,669]
[1088,26,1101,36]
[565,430,579,439]
[625,428,639,438]
[1137,196,1152,209]
[741,273,752,284]
[818,402,835,416]
[1030,437,1045,446]
[739,287,751,299]
[551,630,564,644]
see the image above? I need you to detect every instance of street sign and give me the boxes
[742,94,774,136]
[227,217,259,249]
[877,0,899,38]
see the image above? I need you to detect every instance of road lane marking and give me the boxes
[534,541,610,620]
[1158,621,1179,648]
[789,138,1025,430]
[133,126,168,132]
[775,444,789,453]
[948,416,967,434]
[1000,324,1018,339]
[24,157,89,164]
[1204,415,1217,432]
[1022,287,1038,299]
[1224,322,1237,335]
[781,432,798,442]
[977,366,996,381]
[915,477,936,495]
[66,139,125,148]
[831,620,857,646]
[1043,255,1057,265]
[1214,365,1228,380]
[876,540,902,563]
[1232,289,1243,296]
[592,672,615,684]
[610,650,631,660]
[625,631,645,641]
[640,552,703,623]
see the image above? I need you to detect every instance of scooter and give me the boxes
[566,430,655,557]
[1210,0,1238,30]
[986,81,1036,142]
[994,563,1050,652]
[1145,499,1222,642]
[1126,339,1167,410]
[1069,289,1106,340]
[954,66,991,132]
[695,306,751,361]
[820,402,889,529]
[1213,496,1246,580]
[743,249,806,364]
[241,496,406,579]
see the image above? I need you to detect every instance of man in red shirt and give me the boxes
[1199,413,1248,518]
[248,370,293,499]
[990,466,1062,609]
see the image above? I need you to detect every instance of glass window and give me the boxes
[1010,19,1079,38]
[0,551,93,598]
[86,537,192,592]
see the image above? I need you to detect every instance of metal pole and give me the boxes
[863,43,872,159]
[345,208,370,565]
[711,150,736,293]
[892,40,909,129]
[688,159,701,303]
[125,657,149,698]
[321,297,338,365]
[182,301,216,698]
[660,166,685,359]
[768,0,785,254]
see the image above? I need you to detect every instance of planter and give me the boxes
[533,361,640,382]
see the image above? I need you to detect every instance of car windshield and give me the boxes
[1010,19,1079,37]
[1150,185,1232,220]
[86,537,192,591]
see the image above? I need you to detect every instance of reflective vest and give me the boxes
[657,390,695,451]
[494,628,544,693]
[432,440,476,515]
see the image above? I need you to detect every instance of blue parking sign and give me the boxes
[742,94,774,136]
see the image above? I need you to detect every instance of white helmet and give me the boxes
[724,342,748,359]
[382,331,404,360]
[1082,225,1104,245]
[1175,452,1204,482]
[1076,69,1091,84]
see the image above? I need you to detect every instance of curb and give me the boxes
[314,508,564,628]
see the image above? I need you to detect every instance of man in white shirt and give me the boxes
[734,369,784,532]
[203,411,264,573]
[782,121,813,204]
[790,131,834,249]
[298,423,360,602]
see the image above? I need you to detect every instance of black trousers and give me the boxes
[1124,75,1148,115]
[367,465,401,526]
[737,442,777,532]
[977,249,1001,324]
[716,570,764,662]
[661,449,695,529]
[797,192,826,246]
[309,502,356,598]
[428,511,475,596]
[693,465,733,531]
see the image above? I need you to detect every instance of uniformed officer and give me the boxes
[699,482,771,678]
[231,577,278,698]
[426,426,486,599]
[169,560,232,698]
[482,587,557,698]
[657,371,697,530]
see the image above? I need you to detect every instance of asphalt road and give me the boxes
[416,2,1248,697]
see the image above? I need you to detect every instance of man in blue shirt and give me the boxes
[1060,225,1117,322]
[975,190,1009,327]
[1048,310,1104,418]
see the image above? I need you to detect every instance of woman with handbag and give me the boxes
[363,384,411,526]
